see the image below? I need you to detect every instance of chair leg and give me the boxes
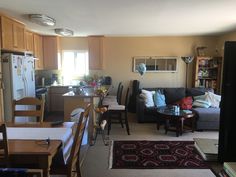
[119,112,124,128]
[124,112,130,135]
[107,113,111,135]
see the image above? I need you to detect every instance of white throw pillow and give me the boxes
[140,89,155,107]
[205,91,221,108]
[192,99,211,108]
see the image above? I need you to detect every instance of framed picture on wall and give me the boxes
[133,56,177,72]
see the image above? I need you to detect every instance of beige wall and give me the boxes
[216,31,236,56]
[102,36,218,92]
[60,36,219,94]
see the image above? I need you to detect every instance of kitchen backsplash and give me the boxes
[35,69,104,87]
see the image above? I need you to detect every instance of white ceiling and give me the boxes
[1,0,236,37]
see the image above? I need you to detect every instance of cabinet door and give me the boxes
[43,36,60,70]
[25,30,34,52]
[1,16,14,50]
[49,87,68,112]
[88,36,103,70]
[13,21,25,51]
[33,34,44,70]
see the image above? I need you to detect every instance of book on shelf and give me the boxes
[193,138,218,161]
[224,162,236,177]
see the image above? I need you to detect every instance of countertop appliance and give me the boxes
[2,53,35,122]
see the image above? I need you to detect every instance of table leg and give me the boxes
[165,119,169,134]
[176,119,180,137]
[191,116,195,133]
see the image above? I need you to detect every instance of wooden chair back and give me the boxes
[117,85,123,105]
[12,97,45,123]
[67,103,91,174]
[0,123,9,167]
[124,87,130,109]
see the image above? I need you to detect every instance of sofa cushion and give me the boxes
[153,90,166,107]
[193,107,220,122]
[164,88,186,104]
[205,92,221,108]
[192,99,211,108]
[186,87,214,97]
[140,89,155,107]
[175,96,193,110]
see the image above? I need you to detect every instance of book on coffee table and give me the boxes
[193,138,218,161]
[224,162,236,177]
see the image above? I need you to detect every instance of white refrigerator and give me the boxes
[2,53,36,122]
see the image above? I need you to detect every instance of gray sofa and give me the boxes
[136,87,220,130]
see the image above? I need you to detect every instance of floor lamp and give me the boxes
[181,56,194,88]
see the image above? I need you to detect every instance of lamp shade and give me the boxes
[181,56,194,64]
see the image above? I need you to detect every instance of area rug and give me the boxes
[109,140,209,169]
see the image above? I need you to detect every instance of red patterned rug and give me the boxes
[109,140,209,169]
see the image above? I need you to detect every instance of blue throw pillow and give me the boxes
[153,90,166,107]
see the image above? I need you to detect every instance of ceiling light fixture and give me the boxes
[55,28,74,36]
[29,14,56,26]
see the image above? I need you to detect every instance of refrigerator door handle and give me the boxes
[22,77,27,97]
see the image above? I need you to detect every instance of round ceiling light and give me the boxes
[29,14,56,26]
[55,28,74,36]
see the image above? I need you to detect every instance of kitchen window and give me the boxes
[62,50,89,84]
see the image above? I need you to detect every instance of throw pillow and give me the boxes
[140,89,155,107]
[153,90,166,108]
[205,91,221,108]
[192,99,211,108]
[175,96,193,110]
[193,94,207,101]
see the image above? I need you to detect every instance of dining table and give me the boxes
[6,122,75,177]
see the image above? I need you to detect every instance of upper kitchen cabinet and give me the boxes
[88,36,103,70]
[0,15,26,52]
[13,21,25,51]
[25,30,34,52]
[33,33,44,70]
[43,36,61,70]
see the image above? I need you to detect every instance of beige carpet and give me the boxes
[81,113,218,177]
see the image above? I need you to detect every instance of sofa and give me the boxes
[136,87,220,130]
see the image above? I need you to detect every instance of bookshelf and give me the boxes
[192,56,222,94]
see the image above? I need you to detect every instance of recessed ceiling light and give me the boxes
[29,14,56,26]
[55,28,74,36]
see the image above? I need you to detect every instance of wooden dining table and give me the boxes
[6,122,75,177]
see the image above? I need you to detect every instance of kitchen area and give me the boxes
[0,12,108,147]
[0,13,103,121]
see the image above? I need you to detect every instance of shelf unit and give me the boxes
[193,56,222,94]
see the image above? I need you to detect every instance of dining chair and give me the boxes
[12,97,45,123]
[107,87,130,135]
[102,84,123,106]
[0,123,43,177]
[0,123,9,167]
[102,82,122,105]
[50,103,91,177]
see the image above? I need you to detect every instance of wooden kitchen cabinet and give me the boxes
[49,86,68,112]
[0,15,25,51]
[1,16,14,50]
[25,30,34,52]
[43,36,61,70]
[88,36,103,70]
[33,33,44,70]
[13,21,25,51]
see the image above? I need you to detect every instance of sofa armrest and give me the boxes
[136,95,146,122]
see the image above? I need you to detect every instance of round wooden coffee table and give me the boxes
[156,106,196,137]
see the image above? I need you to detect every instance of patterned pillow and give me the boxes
[153,90,166,108]
[192,99,211,108]
[140,89,155,107]
[175,96,193,110]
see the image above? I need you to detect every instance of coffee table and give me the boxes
[156,106,196,137]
